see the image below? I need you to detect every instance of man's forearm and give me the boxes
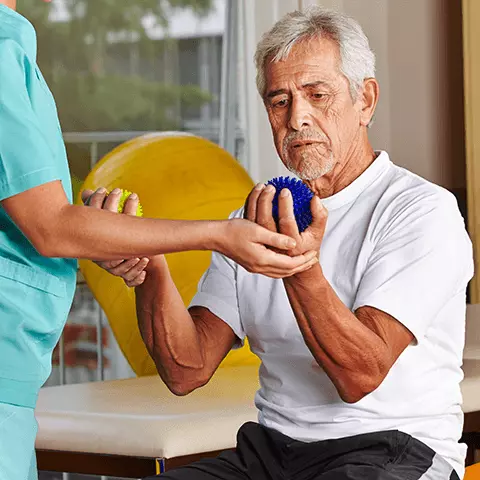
[283,265,390,403]
[42,204,221,260]
[134,256,209,395]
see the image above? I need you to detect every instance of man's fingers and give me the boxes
[278,189,299,238]
[81,189,94,205]
[122,257,149,281]
[310,195,328,228]
[87,188,108,209]
[256,185,277,231]
[108,258,141,276]
[123,193,140,216]
[103,188,121,213]
[109,257,149,281]
[125,271,147,288]
[245,183,266,221]
[95,259,124,270]
[95,257,149,285]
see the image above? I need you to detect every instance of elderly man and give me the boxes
[93,6,472,480]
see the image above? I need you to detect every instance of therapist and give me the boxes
[0,1,319,479]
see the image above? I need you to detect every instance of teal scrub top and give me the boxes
[0,5,77,408]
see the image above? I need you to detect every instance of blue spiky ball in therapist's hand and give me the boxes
[267,176,314,233]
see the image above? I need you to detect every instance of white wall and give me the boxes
[242,0,465,190]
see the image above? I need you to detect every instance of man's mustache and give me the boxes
[283,130,329,149]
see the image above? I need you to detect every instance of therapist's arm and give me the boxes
[135,255,235,395]
[1,180,317,278]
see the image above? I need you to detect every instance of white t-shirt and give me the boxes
[190,151,473,478]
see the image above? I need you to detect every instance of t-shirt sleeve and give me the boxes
[353,189,474,341]
[189,209,245,347]
[0,39,59,201]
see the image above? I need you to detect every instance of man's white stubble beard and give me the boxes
[285,147,335,181]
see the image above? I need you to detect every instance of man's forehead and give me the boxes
[265,38,341,83]
[264,62,340,97]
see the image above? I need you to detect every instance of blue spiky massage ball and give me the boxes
[267,176,314,233]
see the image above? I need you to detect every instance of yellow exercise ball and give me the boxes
[77,132,260,376]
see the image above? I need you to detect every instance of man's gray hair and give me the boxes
[255,6,376,101]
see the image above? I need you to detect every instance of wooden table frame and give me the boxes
[37,448,227,478]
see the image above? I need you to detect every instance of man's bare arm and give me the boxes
[135,255,237,395]
[284,266,413,403]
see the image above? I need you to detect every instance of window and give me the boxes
[19,0,233,194]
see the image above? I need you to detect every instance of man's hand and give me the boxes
[245,183,328,257]
[81,188,149,287]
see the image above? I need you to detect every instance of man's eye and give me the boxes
[273,99,288,108]
[312,93,325,99]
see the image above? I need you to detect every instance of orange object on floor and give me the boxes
[465,463,480,479]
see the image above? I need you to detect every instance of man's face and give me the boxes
[264,36,363,181]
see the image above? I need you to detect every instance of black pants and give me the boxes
[146,422,460,480]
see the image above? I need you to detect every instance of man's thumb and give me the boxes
[311,196,327,224]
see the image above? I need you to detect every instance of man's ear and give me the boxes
[359,78,379,127]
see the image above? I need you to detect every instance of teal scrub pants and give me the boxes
[0,402,38,480]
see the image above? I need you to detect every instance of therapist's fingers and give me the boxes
[249,249,318,278]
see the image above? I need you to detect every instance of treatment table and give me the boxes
[36,306,480,478]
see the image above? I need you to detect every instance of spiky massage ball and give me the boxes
[266,176,313,233]
[109,189,143,217]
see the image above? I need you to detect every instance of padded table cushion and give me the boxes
[35,366,259,459]
[36,357,480,459]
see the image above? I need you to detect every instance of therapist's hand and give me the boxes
[81,188,149,287]
[82,187,319,282]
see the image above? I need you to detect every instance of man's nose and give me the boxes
[288,96,313,131]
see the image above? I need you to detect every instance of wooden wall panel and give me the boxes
[463,0,480,303]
